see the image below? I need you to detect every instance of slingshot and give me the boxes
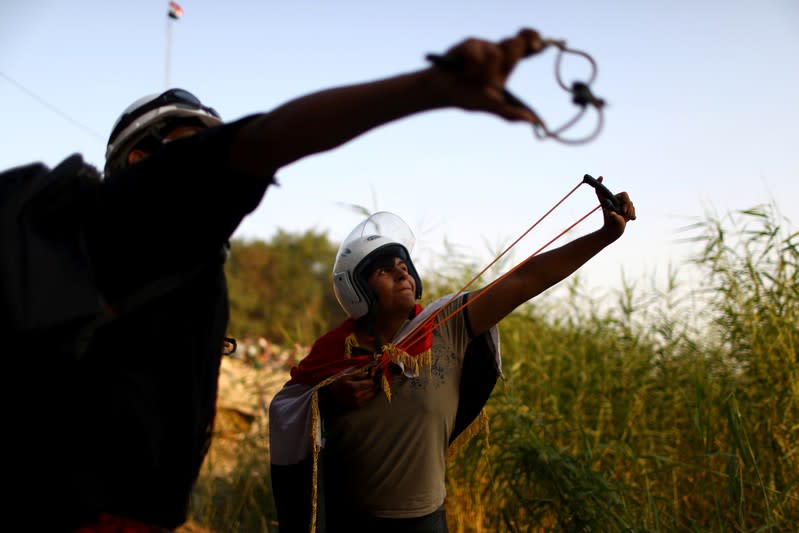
[427,37,606,145]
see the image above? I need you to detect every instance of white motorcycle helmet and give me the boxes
[104,88,223,175]
[333,212,423,319]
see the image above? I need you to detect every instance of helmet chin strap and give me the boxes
[354,308,383,358]
[361,299,420,360]
[367,312,382,359]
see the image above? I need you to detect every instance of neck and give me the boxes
[374,314,410,345]
[356,307,413,349]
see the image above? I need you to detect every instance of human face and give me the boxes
[366,256,417,316]
[126,123,205,165]
[162,123,205,142]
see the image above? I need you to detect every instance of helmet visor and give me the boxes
[107,88,220,145]
[337,211,416,261]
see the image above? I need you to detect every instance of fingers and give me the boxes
[619,192,636,221]
[448,37,500,83]
[498,29,544,72]
[432,28,545,125]
[498,37,528,76]
[329,370,377,408]
[520,28,545,56]
[350,371,377,388]
[341,370,375,391]
[594,176,635,221]
[348,373,377,407]
[444,28,541,80]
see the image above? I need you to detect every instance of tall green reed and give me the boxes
[444,204,797,531]
[189,205,797,532]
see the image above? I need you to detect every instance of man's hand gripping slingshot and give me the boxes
[427,33,607,145]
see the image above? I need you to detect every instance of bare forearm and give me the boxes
[515,229,615,295]
[225,29,546,178]
[229,69,445,177]
[468,229,615,336]
[468,188,635,336]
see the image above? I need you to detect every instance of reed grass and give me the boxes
[190,204,798,532]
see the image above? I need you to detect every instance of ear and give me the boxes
[127,149,148,165]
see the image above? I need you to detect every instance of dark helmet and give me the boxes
[332,212,423,319]
[104,88,222,175]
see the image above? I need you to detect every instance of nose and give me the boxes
[392,267,410,280]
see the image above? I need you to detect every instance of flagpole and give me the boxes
[165,2,183,89]
[165,15,172,89]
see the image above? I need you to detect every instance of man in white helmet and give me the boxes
[3,28,590,532]
[270,189,635,532]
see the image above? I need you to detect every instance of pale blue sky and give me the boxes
[2,1,797,297]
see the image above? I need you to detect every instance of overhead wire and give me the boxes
[0,71,104,141]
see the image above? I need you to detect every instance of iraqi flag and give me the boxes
[168,1,184,20]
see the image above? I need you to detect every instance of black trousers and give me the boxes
[325,505,449,533]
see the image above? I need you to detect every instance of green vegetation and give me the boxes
[225,229,341,344]
[193,204,797,532]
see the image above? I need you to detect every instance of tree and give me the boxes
[225,229,342,345]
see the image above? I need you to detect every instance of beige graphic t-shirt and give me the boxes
[322,299,472,518]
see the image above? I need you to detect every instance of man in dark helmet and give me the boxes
[104,88,224,176]
[41,88,240,533]
[2,28,586,532]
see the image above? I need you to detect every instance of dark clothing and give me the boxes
[72,513,171,533]
[13,116,272,531]
[326,506,449,533]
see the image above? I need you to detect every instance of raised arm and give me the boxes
[467,182,636,337]
[228,28,544,177]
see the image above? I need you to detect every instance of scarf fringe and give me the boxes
[380,372,392,402]
[379,344,433,400]
[343,333,358,359]
[309,389,321,533]
[382,344,433,375]
[448,408,491,459]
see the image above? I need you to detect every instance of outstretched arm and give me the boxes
[467,181,636,337]
[228,28,544,177]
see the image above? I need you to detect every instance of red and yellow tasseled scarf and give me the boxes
[288,304,433,399]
